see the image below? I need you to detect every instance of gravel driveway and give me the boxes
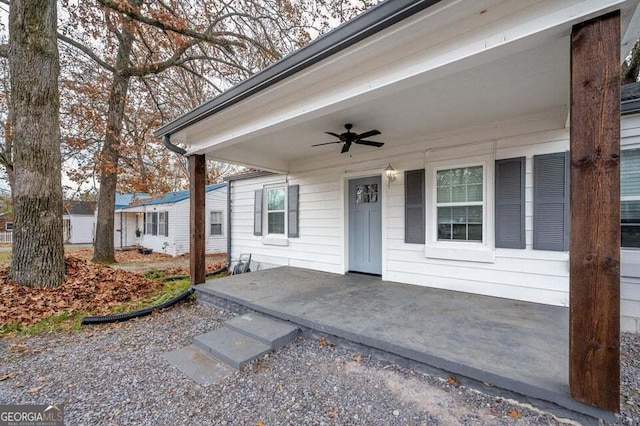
[0,301,638,425]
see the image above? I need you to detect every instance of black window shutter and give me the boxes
[254,189,263,236]
[405,169,425,244]
[495,157,526,249]
[288,185,299,238]
[533,152,569,251]
[152,212,158,236]
[143,213,147,235]
[165,211,169,237]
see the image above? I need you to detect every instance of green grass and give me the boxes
[0,311,85,337]
[143,268,167,280]
[111,277,191,313]
[0,269,229,338]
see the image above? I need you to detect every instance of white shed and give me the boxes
[63,200,96,244]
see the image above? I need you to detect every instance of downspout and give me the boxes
[163,135,186,155]
[227,180,232,268]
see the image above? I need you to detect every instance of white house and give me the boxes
[153,0,640,412]
[63,200,96,244]
[115,184,227,256]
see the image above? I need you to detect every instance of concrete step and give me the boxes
[163,344,232,385]
[225,313,299,351]
[193,327,271,370]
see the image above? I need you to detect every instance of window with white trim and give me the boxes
[145,212,154,235]
[622,148,640,248]
[266,186,286,235]
[436,165,483,242]
[210,211,223,235]
[158,212,167,237]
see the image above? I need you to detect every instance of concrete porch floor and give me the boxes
[195,266,610,421]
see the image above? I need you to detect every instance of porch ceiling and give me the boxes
[173,0,640,173]
[205,37,570,171]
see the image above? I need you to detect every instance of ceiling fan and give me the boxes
[311,124,383,154]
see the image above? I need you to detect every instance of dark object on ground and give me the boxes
[232,254,251,275]
[137,248,153,255]
[81,288,195,325]
[163,266,228,282]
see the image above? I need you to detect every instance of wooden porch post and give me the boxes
[189,154,206,285]
[569,11,621,412]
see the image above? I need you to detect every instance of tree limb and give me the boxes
[95,0,248,51]
[57,33,116,73]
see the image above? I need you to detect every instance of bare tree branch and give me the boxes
[95,0,260,53]
[57,34,116,73]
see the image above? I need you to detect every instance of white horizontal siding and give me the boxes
[66,215,95,244]
[116,186,227,257]
[229,114,640,332]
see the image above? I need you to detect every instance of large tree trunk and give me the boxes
[8,0,65,287]
[92,31,133,264]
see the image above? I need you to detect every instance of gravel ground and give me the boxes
[0,301,638,425]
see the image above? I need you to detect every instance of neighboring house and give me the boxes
[62,201,97,244]
[154,0,640,412]
[0,213,13,233]
[114,184,227,256]
[111,192,151,249]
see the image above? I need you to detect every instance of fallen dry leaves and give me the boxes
[0,256,162,328]
[70,247,173,263]
[507,409,522,419]
[353,354,363,363]
[447,376,458,385]
[0,372,18,381]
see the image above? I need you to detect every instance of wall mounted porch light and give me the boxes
[385,163,396,187]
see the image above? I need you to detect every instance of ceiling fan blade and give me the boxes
[325,131,344,140]
[355,140,384,147]
[356,130,381,139]
[311,141,341,147]
[341,141,352,154]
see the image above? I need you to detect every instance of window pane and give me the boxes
[437,166,483,203]
[211,211,222,224]
[451,206,467,223]
[622,200,640,248]
[268,212,285,234]
[437,186,451,203]
[211,224,222,235]
[467,184,483,202]
[466,166,483,184]
[468,224,482,241]
[356,185,364,204]
[467,206,483,223]
[437,207,451,224]
[436,169,451,187]
[452,224,467,240]
[451,168,465,185]
[437,224,452,240]
[451,185,466,203]
[622,149,640,198]
[268,188,285,210]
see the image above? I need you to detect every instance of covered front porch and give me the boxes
[195,266,609,422]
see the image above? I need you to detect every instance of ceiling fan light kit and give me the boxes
[311,124,384,154]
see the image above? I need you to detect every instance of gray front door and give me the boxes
[349,176,382,275]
